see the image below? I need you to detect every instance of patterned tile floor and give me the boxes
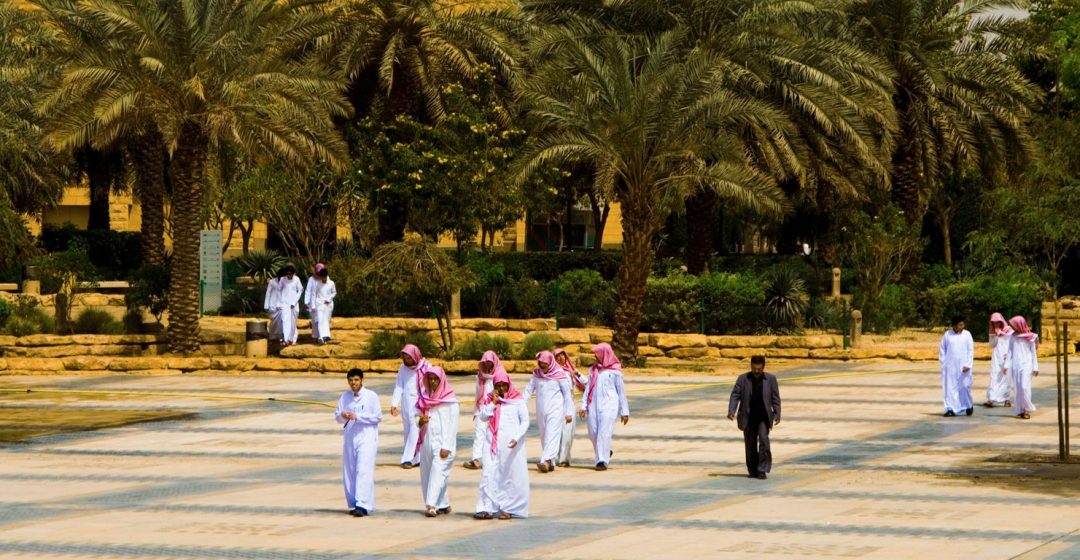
[0,361,1078,559]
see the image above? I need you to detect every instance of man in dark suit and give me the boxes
[727,355,781,479]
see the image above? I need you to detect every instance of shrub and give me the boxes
[125,264,170,324]
[218,287,261,316]
[39,223,141,279]
[518,331,554,359]
[233,250,287,284]
[462,256,510,317]
[928,270,1044,340]
[865,284,915,334]
[72,309,123,335]
[640,273,701,333]
[5,297,53,336]
[761,266,809,334]
[804,298,847,331]
[699,272,764,334]
[122,308,144,334]
[446,334,513,361]
[364,330,442,360]
[0,298,11,329]
[487,251,624,282]
[556,269,614,325]
[507,278,553,319]
[5,316,40,337]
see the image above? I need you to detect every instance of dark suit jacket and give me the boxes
[728,372,781,431]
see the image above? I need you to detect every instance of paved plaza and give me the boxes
[0,361,1078,559]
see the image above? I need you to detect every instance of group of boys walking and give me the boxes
[939,313,1040,419]
[263,262,337,347]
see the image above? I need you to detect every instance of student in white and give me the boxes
[263,271,282,342]
[275,263,304,346]
[335,368,382,517]
[553,348,585,467]
[524,350,574,473]
[416,365,459,517]
[391,344,429,468]
[475,370,530,520]
[1009,315,1040,419]
[580,343,629,471]
[464,350,502,470]
[305,264,336,344]
[939,316,975,417]
[984,312,1014,408]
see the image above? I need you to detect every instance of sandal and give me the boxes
[425,507,437,518]
[537,461,549,473]
[463,459,481,470]
[473,512,493,520]
[437,507,452,515]
[1020,412,1031,419]
[498,512,512,520]
[1004,400,1012,407]
[983,401,995,408]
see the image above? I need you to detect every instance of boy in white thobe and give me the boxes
[524,351,574,473]
[1009,315,1040,419]
[939,317,975,417]
[306,265,336,344]
[263,274,282,342]
[475,371,530,520]
[416,366,459,517]
[391,344,428,467]
[335,368,382,517]
[276,264,304,346]
[984,312,1013,408]
[554,348,586,467]
[580,343,630,471]
[464,351,500,470]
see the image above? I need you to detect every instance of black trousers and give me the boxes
[743,420,772,475]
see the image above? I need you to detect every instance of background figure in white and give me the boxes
[306,264,336,344]
[464,351,502,470]
[985,312,1014,408]
[391,344,429,467]
[275,263,304,346]
[303,264,319,339]
[580,343,630,471]
[416,366,459,517]
[263,271,282,342]
[475,371,530,520]
[554,348,585,467]
[335,368,382,517]
[1009,315,1040,419]
[939,316,975,417]
[524,351,573,473]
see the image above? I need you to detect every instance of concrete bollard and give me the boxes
[450,289,461,320]
[832,267,842,299]
[245,320,269,358]
[850,309,863,347]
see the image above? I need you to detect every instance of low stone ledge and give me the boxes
[14,335,72,347]
[766,348,810,359]
[456,318,508,330]
[708,336,777,348]
[774,336,838,349]
[649,334,708,350]
[5,358,64,371]
[666,347,710,359]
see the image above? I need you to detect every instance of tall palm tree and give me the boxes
[35,0,351,352]
[849,0,1040,224]
[520,29,789,356]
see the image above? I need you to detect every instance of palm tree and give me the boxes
[848,0,1040,224]
[520,29,789,356]
[34,0,351,352]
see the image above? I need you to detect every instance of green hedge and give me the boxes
[922,271,1044,340]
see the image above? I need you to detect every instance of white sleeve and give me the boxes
[391,369,404,409]
[964,332,974,369]
[523,377,537,401]
[559,379,574,418]
[326,280,336,303]
[939,333,948,364]
[477,402,495,421]
[615,373,629,417]
[304,278,314,307]
[334,393,347,425]
[356,391,382,425]
[1030,340,1040,372]
[511,403,530,442]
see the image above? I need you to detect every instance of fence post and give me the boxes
[699,298,705,335]
[842,299,850,350]
[1057,318,1066,460]
[1066,322,1071,458]
[199,279,205,317]
[555,280,561,331]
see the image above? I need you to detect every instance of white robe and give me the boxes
[524,375,574,463]
[335,387,382,511]
[939,329,975,414]
[391,365,421,465]
[581,369,630,466]
[987,332,1013,404]
[558,374,584,464]
[1010,336,1039,415]
[276,276,304,344]
[476,399,530,517]
[470,378,494,461]
[306,278,336,340]
[420,402,459,509]
[263,279,282,341]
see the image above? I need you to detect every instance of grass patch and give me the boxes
[0,389,192,443]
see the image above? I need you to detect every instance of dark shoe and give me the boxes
[537,461,549,473]
[557,461,570,468]
[595,462,607,471]
[1004,400,1012,407]
[983,401,995,408]
[473,512,493,520]
[323,337,332,343]
[756,473,768,480]
[944,411,956,417]
[401,462,415,469]
[315,339,324,346]
[463,459,481,470]
[425,507,437,518]
[966,407,974,416]
[352,507,368,517]
[547,461,556,472]
[437,507,452,515]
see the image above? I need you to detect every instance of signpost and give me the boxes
[199,231,223,314]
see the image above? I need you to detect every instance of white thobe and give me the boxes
[939,329,975,414]
[306,279,336,340]
[470,378,494,461]
[335,388,382,511]
[987,332,1013,404]
[263,279,282,341]
[304,275,317,334]
[391,365,421,465]
[581,369,630,466]
[420,402,459,509]
[558,374,584,464]
[476,399,530,517]
[524,376,574,463]
[276,277,304,344]
[1010,336,1039,415]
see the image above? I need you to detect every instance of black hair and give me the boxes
[276,267,287,279]
[750,355,766,366]
[346,368,364,379]
[283,264,296,274]
[951,315,965,327]
[317,268,329,278]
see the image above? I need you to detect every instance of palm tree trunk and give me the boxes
[611,195,658,359]
[891,105,925,223]
[166,122,208,353]
[941,215,952,269]
[131,130,167,266]
[83,148,112,231]
[588,191,609,251]
[685,189,717,275]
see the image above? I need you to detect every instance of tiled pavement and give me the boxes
[0,362,1078,559]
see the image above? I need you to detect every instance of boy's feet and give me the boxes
[463,459,481,470]
[437,507,452,515]
[966,407,974,416]
[401,462,415,469]
[944,411,956,417]
[473,512,493,520]
[425,507,437,517]
[351,507,368,517]
[595,462,607,471]
[756,473,768,480]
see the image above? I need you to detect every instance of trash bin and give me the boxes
[245,320,269,358]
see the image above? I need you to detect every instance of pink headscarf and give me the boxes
[533,350,568,381]
[554,347,585,391]
[484,371,523,454]
[1009,316,1038,343]
[989,312,1014,337]
[477,351,506,406]
[401,344,431,393]
[313,263,326,274]
[416,366,458,413]
[585,343,622,410]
